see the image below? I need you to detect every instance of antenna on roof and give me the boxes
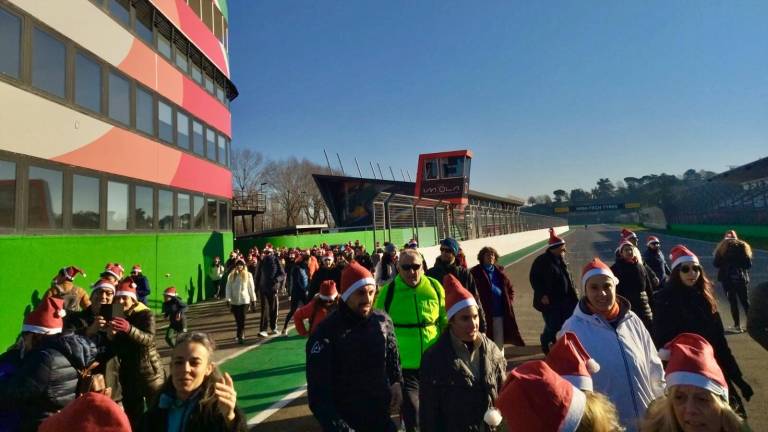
[323,149,334,175]
[369,161,377,179]
[389,166,396,181]
[400,168,406,182]
[376,163,384,180]
[354,157,363,178]
[406,170,413,182]
[336,153,346,175]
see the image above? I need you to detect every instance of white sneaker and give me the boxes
[258,331,269,338]
[268,329,279,335]
[281,328,288,336]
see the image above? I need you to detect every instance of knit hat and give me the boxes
[131,264,142,273]
[581,257,619,289]
[318,280,338,301]
[91,278,116,294]
[164,286,177,297]
[384,243,398,254]
[723,230,738,240]
[547,228,565,249]
[102,263,124,280]
[22,297,66,334]
[440,238,460,255]
[621,228,638,241]
[38,392,131,432]
[443,274,478,320]
[669,245,699,270]
[56,266,86,282]
[340,261,376,301]
[658,333,728,401]
[546,332,600,392]
[115,277,138,300]
[496,360,586,432]
[407,239,419,249]
[646,236,660,247]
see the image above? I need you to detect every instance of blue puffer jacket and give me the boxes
[0,332,98,432]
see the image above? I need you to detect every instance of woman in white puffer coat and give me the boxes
[225,258,257,344]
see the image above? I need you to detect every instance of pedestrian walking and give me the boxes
[282,252,310,335]
[255,244,285,337]
[294,280,339,336]
[101,262,125,284]
[419,274,506,432]
[747,281,768,351]
[374,249,447,432]
[43,266,91,313]
[210,256,226,299]
[374,243,399,288]
[131,264,151,305]
[470,246,525,348]
[611,239,655,332]
[529,228,578,354]
[713,230,752,333]
[162,286,187,347]
[307,261,403,432]
[560,258,665,431]
[308,250,341,298]
[622,228,639,247]
[642,236,670,288]
[224,258,256,344]
[653,245,754,418]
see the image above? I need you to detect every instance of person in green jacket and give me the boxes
[374,249,447,432]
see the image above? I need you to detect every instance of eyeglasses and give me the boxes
[679,265,701,274]
[400,264,421,271]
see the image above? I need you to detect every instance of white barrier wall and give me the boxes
[420,226,570,269]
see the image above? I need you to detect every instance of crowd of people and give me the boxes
[0,226,765,431]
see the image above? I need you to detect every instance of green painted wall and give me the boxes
[234,227,439,253]
[0,231,232,348]
[664,224,768,249]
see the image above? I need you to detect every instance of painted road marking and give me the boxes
[248,385,308,426]
[218,324,295,366]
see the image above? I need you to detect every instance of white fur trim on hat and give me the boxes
[581,268,618,289]
[115,291,137,299]
[21,324,63,335]
[561,384,586,432]
[92,282,115,292]
[447,298,478,320]
[340,277,376,301]
[666,371,728,401]
[562,375,593,392]
[318,293,338,301]
[671,255,699,271]
[164,292,177,297]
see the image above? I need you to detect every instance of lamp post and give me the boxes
[260,182,268,232]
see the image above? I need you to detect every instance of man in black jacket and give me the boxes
[426,237,487,333]
[307,262,402,432]
[255,245,285,337]
[529,228,578,354]
[308,251,342,299]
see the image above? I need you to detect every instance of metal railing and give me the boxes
[664,181,768,225]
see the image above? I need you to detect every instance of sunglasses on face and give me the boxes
[400,264,421,271]
[680,265,701,274]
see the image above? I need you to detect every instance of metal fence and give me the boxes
[370,192,568,247]
[664,181,768,225]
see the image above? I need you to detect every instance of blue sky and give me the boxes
[230,1,768,198]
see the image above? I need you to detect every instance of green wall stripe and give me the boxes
[234,227,430,253]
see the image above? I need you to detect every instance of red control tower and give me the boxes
[414,150,472,206]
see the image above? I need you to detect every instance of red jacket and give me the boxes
[294,298,334,336]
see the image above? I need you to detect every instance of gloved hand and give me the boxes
[110,317,131,334]
[734,377,754,401]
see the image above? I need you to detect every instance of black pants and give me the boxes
[724,281,750,327]
[401,368,420,431]
[213,279,223,298]
[260,292,278,332]
[540,303,574,354]
[284,290,308,328]
[231,304,247,339]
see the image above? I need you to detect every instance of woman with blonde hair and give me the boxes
[640,333,749,432]
[713,230,753,333]
[225,258,257,344]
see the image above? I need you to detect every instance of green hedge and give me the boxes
[666,224,768,249]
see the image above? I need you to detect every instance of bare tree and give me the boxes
[231,148,265,194]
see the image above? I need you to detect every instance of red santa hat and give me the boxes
[546,332,600,392]
[669,244,699,270]
[318,280,338,301]
[131,264,142,273]
[339,261,376,301]
[443,274,478,320]
[646,235,660,247]
[658,333,728,401]
[322,250,335,260]
[615,238,635,254]
[547,227,565,249]
[164,286,177,297]
[38,392,131,432]
[22,297,66,334]
[496,360,586,432]
[56,266,86,282]
[621,228,638,241]
[264,243,274,253]
[91,278,116,294]
[103,263,124,280]
[723,230,738,240]
[581,257,619,289]
[115,277,138,300]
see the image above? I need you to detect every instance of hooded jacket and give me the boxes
[713,241,752,284]
[529,251,578,313]
[559,297,665,432]
[642,247,671,286]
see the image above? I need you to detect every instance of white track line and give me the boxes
[248,385,308,426]
[217,324,295,366]
[502,229,575,269]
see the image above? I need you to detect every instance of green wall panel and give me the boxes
[0,231,232,349]
[668,224,768,239]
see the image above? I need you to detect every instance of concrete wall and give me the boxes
[420,226,570,269]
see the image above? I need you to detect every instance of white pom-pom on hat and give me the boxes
[484,407,502,427]
[658,348,671,361]
[57,309,66,318]
[586,358,600,374]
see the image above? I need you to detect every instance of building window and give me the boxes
[32,28,66,98]
[157,32,171,59]
[174,43,188,72]
[202,0,213,31]
[134,1,154,44]
[193,195,205,228]
[136,86,154,135]
[72,175,101,229]
[192,121,204,155]
[206,129,216,160]
[0,160,15,228]
[216,134,226,164]
[189,0,202,18]
[158,189,173,230]
[134,185,154,229]
[204,73,214,93]
[206,198,217,230]
[226,140,231,167]
[108,71,131,125]
[0,8,21,79]
[177,193,191,229]
[176,112,190,149]
[74,52,102,113]
[27,166,63,229]
[158,100,173,143]
[191,62,202,84]
[107,181,128,230]
[109,0,131,26]
[218,201,228,230]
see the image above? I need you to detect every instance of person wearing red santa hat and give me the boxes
[162,286,188,348]
[101,262,125,283]
[621,228,639,247]
[109,276,165,430]
[560,258,665,432]
[130,264,152,305]
[640,333,748,432]
[611,239,656,332]
[419,274,507,432]
[44,265,91,313]
[642,236,671,288]
[308,249,342,299]
[0,297,98,432]
[293,280,339,336]
[529,227,579,354]
[38,391,131,432]
[653,245,754,418]
[306,261,403,432]
[496,360,621,432]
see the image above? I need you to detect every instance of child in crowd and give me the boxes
[162,286,188,347]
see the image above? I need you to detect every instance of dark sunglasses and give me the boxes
[400,264,421,271]
[679,264,701,274]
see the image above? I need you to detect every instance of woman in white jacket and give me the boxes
[225,258,257,344]
[560,257,665,432]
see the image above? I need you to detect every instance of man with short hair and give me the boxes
[307,262,402,431]
[255,244,285,337]
[375,249,447,432]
